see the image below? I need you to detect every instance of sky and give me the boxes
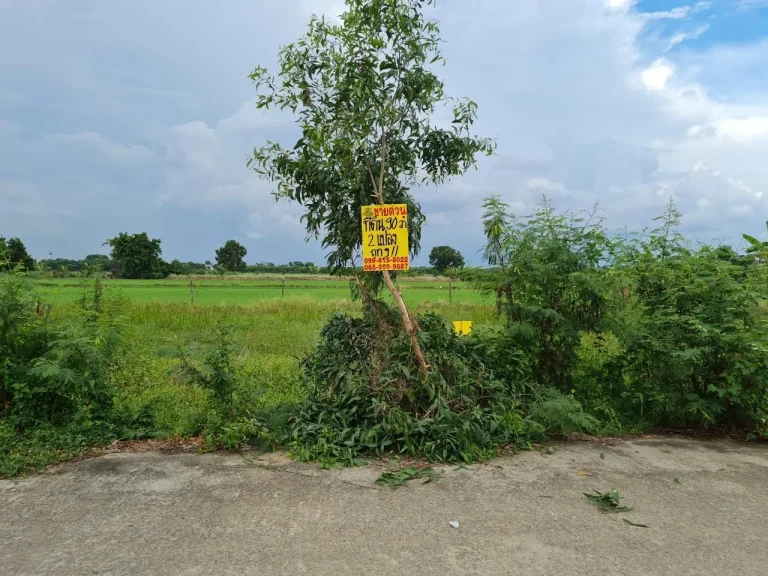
[1,0,767,265]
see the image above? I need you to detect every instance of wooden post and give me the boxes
[449,279,452,306]
[190,280,194,307]
[281,278,285,297]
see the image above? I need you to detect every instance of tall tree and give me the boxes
[104,232,163,279]
[249,0,493,373]
[0,237,35,270]
[428,245,464,274]
[215,240,247,272]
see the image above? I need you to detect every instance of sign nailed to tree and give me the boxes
[361,204,410,271]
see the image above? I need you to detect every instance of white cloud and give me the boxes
[526,177,569,195]
[165,121,220,171]
[738,0,768,9]
[643,7,693,20]
[666,24,710,51]
[718,117,768,140]
[642,59,675,91]
[48,132,153,165]
[605,0,633,11]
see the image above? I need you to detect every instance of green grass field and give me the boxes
[29,277,495,439]
[35,276,488,306]
[112,296,497,436]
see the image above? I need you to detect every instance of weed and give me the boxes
[529,389,601,437]
[375,467,441,488]
[584,489,633,513]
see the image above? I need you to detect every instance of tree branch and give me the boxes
[377,129,387,203]
[367,165,379,200]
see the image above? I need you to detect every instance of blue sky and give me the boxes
[1,0,768,265]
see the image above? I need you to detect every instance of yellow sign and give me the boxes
[361,204,410,272]
[453,321,472,335]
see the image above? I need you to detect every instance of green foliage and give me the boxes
[105,232,163,279]
[584,489,632,514]
[743,221,768,260]
[1,270,123,428]
[529,389,601,437]
[428,245,465,274]
[0,270,159,476]
[173,324,240,420]
[476,196,768,438]
[375,466,440,487]
[477,197,612,390]
[288,306,538,466]
[37,254,112,276]
[0,263,40,417]
[215,240,248,272]
[0,237,35,270]
[0,419,126,477]
[171,324,278,450]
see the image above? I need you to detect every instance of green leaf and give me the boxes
[623,519,649,528]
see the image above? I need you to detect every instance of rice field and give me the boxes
[34,276,489,306]
[35,278,498,437]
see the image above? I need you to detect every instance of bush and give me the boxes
[1,266,117,426]
[0,267,152,475]
[476,197,768,438]
[288,306,540,466]
[529,389,601,437]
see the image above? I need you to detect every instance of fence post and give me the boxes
[190,280,194,307]
[281,278,285,298]
[448,279,452,306]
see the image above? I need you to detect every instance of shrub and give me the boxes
[0,268,151,475]
[529,389,601,437]
[171,324,277,450]
[288,306,540,466]
[477,197,768,438]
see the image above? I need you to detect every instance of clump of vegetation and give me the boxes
[0,263,146,475]
[171,324,279,451]
[584,489,632,514]
[288,308,538,466]
[376,466,441,488]
[467,196,768,439]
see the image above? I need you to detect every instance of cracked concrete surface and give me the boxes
[2,438,767,575]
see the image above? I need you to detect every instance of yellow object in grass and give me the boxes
[452,320,472,335]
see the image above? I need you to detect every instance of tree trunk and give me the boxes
[381,269,429,377]
[371,129,429,377]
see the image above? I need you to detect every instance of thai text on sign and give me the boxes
[361,204,410,272]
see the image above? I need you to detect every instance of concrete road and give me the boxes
[2,438,767,575]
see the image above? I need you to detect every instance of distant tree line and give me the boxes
[3,232,465,279]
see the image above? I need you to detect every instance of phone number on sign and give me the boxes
[364,256,409,271]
